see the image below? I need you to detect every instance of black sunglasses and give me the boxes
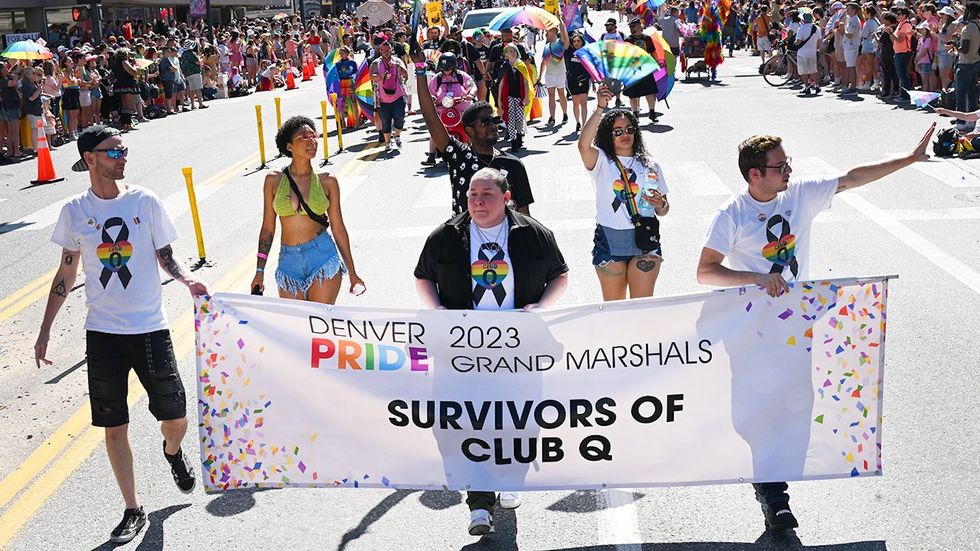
[611,126,637,137]
[471,115,501,127]
[759,157,793,174]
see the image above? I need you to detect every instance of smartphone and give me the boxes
[602,77,623,96]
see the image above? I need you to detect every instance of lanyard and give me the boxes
[611,155,641,224]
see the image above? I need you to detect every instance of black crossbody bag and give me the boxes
[611,156,661,253]
[283,167,330,229]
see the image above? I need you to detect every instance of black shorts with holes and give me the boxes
[85,330,186,428]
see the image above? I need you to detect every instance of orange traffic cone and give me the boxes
[301,61,312,82]
[286,64,297,90]
[33,119,62,185]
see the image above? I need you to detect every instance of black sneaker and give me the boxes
[110,507,147,543]
[421,154,437,166]
[764,501,799,530]
[561,113,568,124]
[163,441,196,494]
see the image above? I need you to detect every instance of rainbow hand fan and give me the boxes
[353,60,375,121]
[573,40,660,89]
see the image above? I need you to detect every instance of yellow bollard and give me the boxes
[180,167,207,267]
[320,100,330,166]
[255,105,267,168]
[274,96,282,129]
[334,104,345,152]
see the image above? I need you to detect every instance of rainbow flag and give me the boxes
[410,0,424,46]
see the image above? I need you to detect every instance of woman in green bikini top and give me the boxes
[252,116,365,303]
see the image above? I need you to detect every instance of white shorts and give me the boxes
[757,36,772,53]
[187,73,204,91]
[544,70,567,89]
[79,89,92,107]
[797,53,818,74]
[843,48,859,68]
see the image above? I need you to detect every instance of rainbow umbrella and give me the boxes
[353,59,374,121]
[488,6,561,31]
[1,40,52,60]
[573,40,660,88]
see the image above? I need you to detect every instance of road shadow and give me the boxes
[545,489,647,513]
[0,221,34,235]
[205,486,276,517]
[510,148,549,159]
[542,532,887,550]
[88,503,191,551]
[337,489,418,551]
[647,124,675,134]
[45,358,87,384]
[459,507,518,551]
[419,489,463,510]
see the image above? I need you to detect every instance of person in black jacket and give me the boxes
[414,167,568,537]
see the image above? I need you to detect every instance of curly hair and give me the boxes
[593,109,651,167]
[275,115,317,158]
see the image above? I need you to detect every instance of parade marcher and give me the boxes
[414,167,569,536]
[497,44,531,151]
[697,0,725,81]
[370,38,408,152]
[579,85,670,301]
[34,125,207,544]
[660,6,684,58]
[566,31,591,133]
[695,123,936,531]
[414,49,535,217]
[624,18,660,122]
[487,27,528,106]
[537,19,570,126]
[422,52,476,166]
[252,116,364,302]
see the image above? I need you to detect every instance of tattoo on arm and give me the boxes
[157,245,190,281]
[64,252,73,265]
[52,279,67,298]
[257,231,273,269]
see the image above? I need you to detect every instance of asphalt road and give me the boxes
[1,13,979,550]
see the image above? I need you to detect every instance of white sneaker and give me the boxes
[394,136,402,148]
[468,509,493,536]
[499,492,522,509]
[385,141,394,152]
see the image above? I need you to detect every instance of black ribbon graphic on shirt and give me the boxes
[472,246,508,307]
[611,168,637,213]
[765,215,799,278]
[99,216,133,289]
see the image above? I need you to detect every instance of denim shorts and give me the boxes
[275,230,346,295]
[86,330,187,428]
[592,224,663,266]
[917,63,933,74]
[0,105,19,121]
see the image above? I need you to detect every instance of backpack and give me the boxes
[933,127,958,157]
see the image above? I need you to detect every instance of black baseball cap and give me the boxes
[605,18,617,25]
[71,125,121,172]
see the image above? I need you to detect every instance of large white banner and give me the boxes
[195,277,888,492]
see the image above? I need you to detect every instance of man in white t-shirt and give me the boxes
[695,124,935,531]
[33,126,210,545]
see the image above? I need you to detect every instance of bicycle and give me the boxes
[762,41,830,87]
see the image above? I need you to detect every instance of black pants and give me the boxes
[880,55,898,96]
[466,491,496,512]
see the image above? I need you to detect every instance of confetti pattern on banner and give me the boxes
[195,297,393,492]
[738,280,885,477]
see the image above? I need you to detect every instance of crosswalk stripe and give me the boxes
[663,160,733,196]
[911,157,980,188]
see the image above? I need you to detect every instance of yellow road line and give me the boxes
[0,142,378,547]
[0,153,258,327]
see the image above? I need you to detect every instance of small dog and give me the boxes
[686,60,709,80]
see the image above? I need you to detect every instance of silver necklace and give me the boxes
[474,220,507,253]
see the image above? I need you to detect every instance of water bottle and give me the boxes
[637,180,658,217]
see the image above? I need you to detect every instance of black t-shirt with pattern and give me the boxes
[440,136,535,216]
